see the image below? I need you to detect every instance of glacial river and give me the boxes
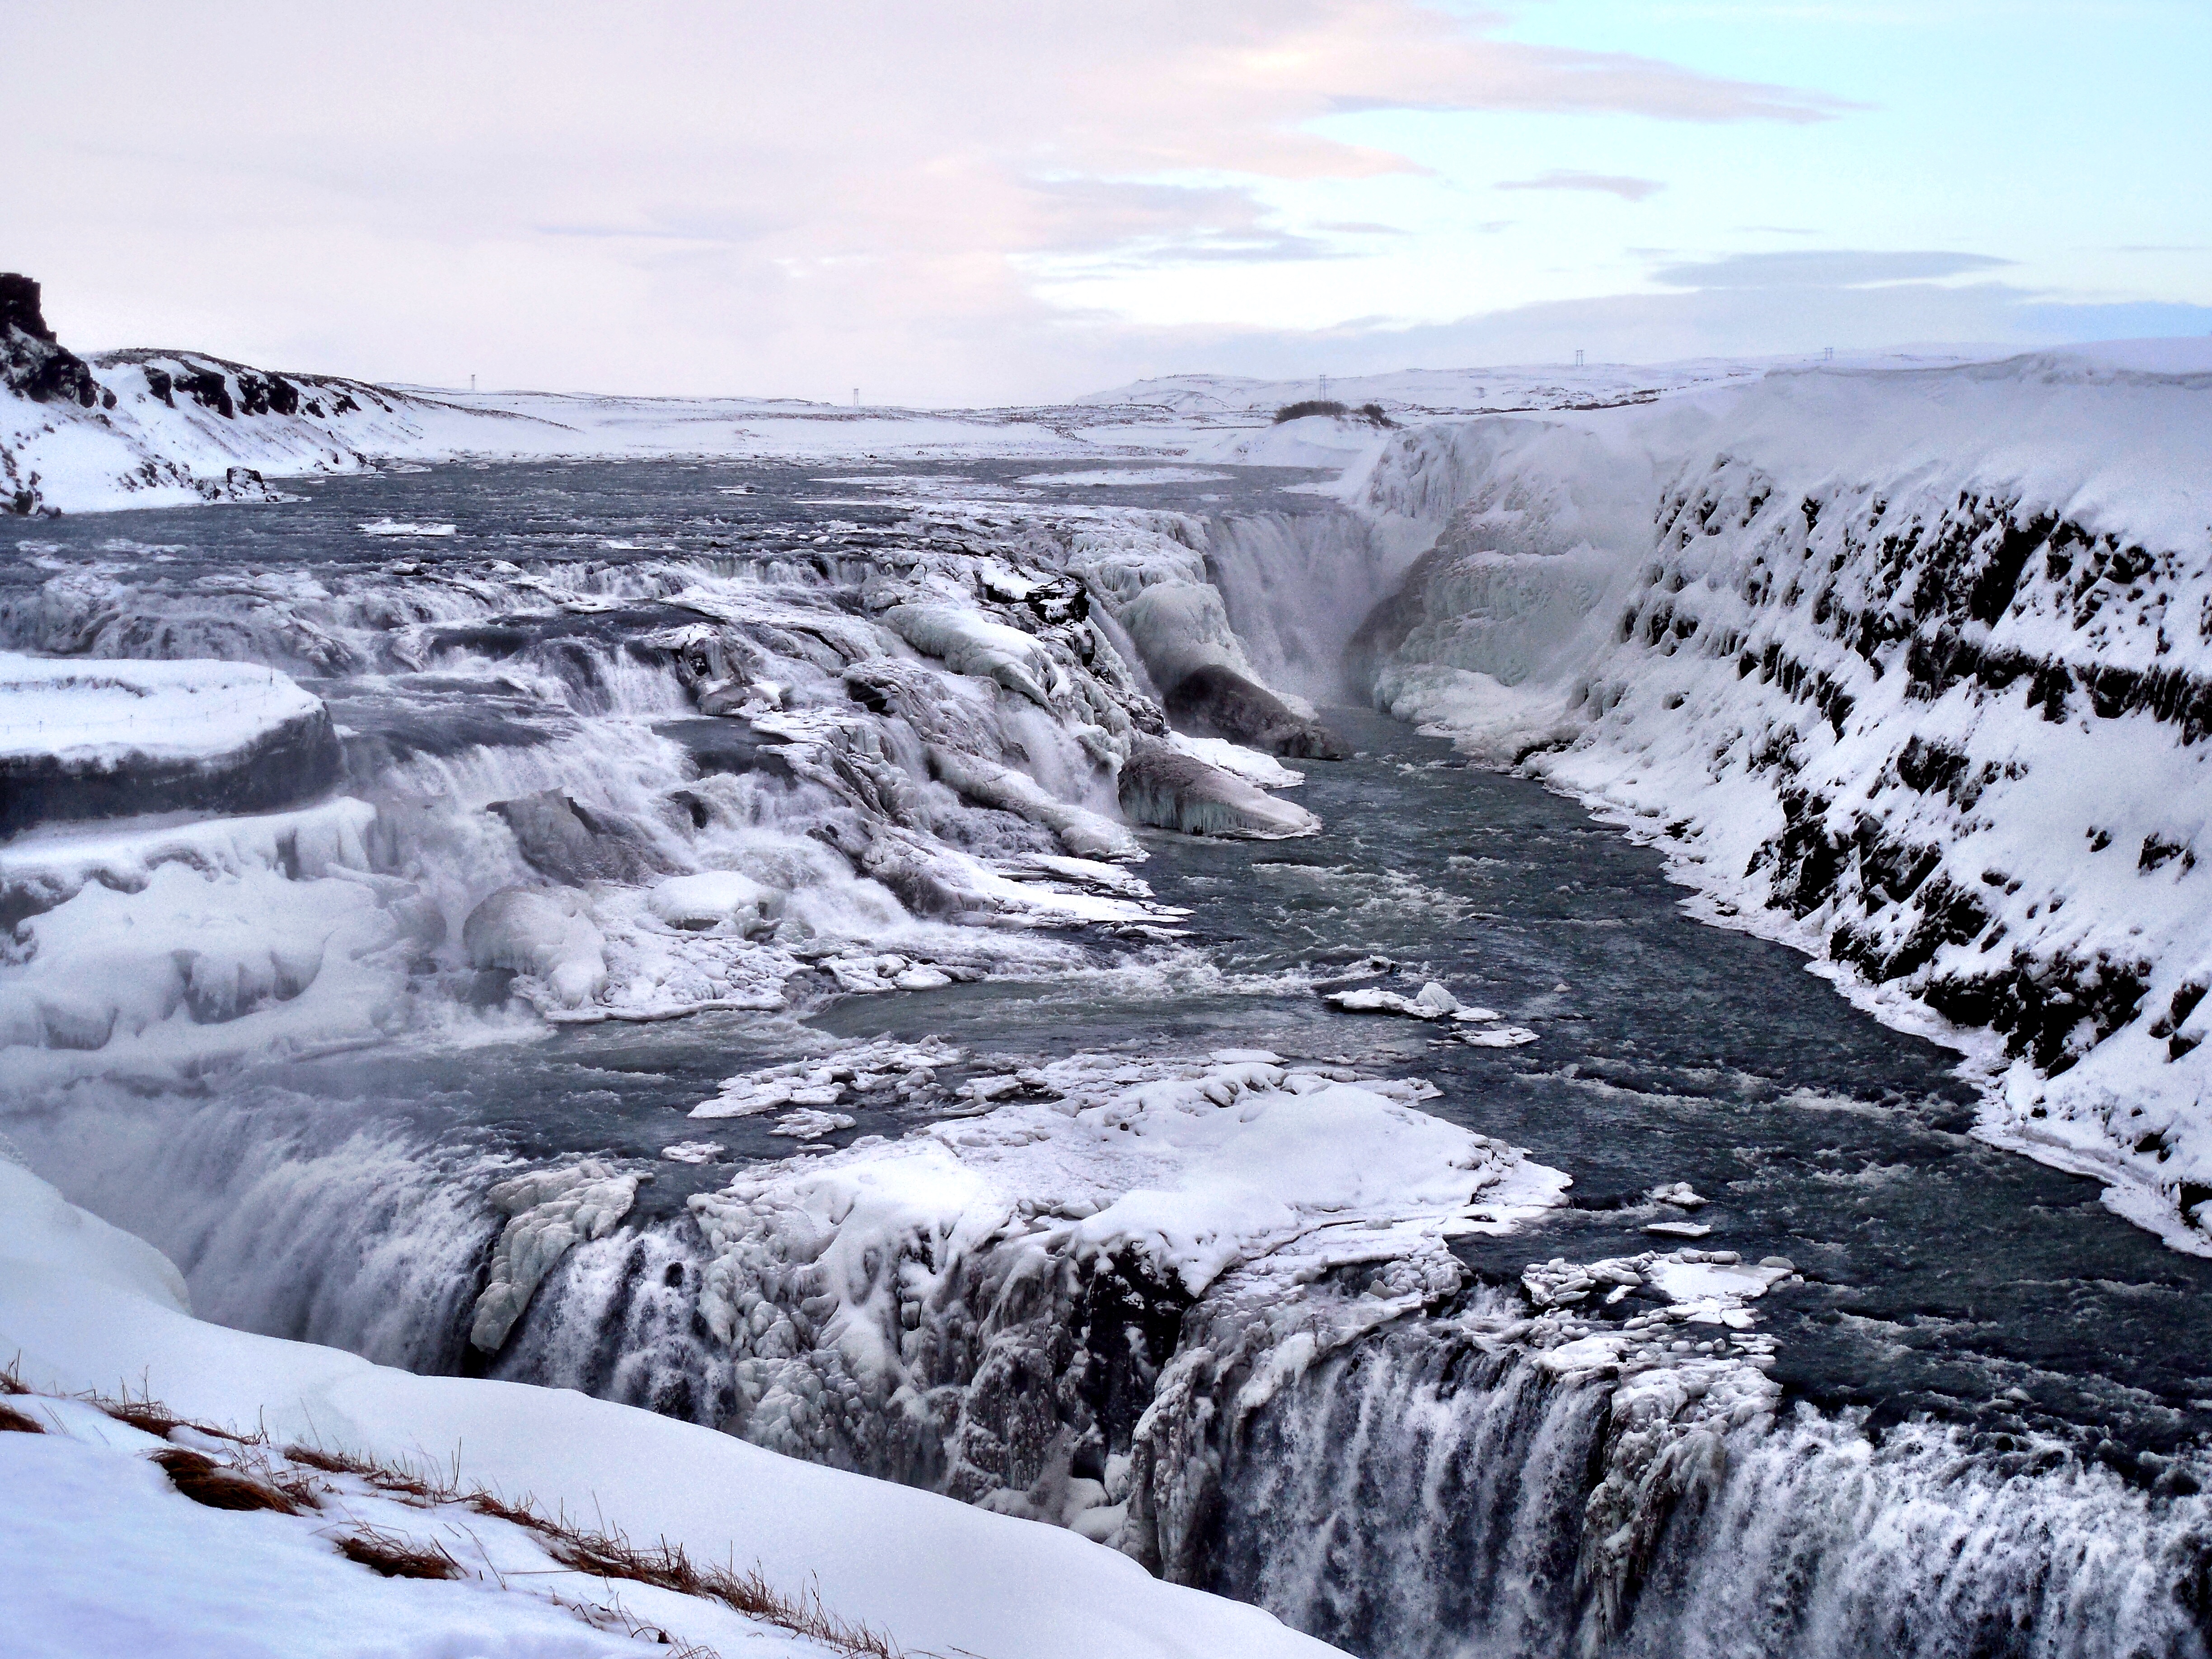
[4,457,2207,1658]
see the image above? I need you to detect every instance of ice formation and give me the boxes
[469,1160,642,1351]
[671,1049,1569,1545]
[0,650,337,834]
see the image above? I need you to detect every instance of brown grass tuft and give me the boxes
[153,1447,311,1515]
[0,1400,44,1434]
[543,1525,902,1659]
[337,1529,464,1581]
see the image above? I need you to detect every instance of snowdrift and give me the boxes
[1353,343,2212,1252]
[0,1152,1343,1659]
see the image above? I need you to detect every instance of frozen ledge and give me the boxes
[0,653,339,837]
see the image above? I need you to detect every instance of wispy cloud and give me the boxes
[7,0,1855,399]
[1497,170,1667,202]
[1651,249,2015,288]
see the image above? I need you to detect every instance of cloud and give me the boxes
[1497,170,1666,202]
[1650,250,2015,289]
[6,0,1852,401]
[1120,281,2212,385]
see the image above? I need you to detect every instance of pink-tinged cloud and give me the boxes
[5,0,1851,400]
[1498,171,1667,202]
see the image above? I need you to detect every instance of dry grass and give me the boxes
[152,1447,312,1515]
[540,1524,904,1659]
[0,1359,909,1659]
[336,1528,464,1581]
[0,1400,43,1434]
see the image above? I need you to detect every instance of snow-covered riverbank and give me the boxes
[1342,341,2212,1253]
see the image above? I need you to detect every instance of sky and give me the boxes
[7,0,2208,403]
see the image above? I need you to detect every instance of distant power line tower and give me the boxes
[1319,372,1329,400]
[853,388,860,407]
[1574,349,1585,368]
[1823,346,1835,362]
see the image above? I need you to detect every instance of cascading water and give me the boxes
[3,456,2208,1659]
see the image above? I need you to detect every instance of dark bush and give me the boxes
[1270,398,1395,426]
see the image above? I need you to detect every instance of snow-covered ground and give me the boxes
[1340,339,2212,1253]
[5,274,1791,519]
[0,1151,1345,1658]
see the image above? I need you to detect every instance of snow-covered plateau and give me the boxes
[5,269,2212,1659]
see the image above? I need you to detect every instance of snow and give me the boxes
[359,519,456,537]
[0,1154,1345,1659]
[1350,346,2212,1255]
[462,886,611,1009]
[690,1045,1568,1329]
[0,651,322,766]
[1166,731,1305,788]
[1017,467,1233,486]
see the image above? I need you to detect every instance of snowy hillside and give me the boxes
[0,274,1180,516]
[0,1153,1342,1659]
[1075,359,1911,419]
[1347,343,2212,1253]
[4,272,1828,520]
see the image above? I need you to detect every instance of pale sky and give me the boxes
[9,0,2207,403]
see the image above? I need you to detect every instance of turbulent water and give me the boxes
[3,457,2208,1659]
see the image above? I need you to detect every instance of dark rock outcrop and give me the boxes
[1164,665,1347,759]
[0,274,105,410]
[0,705,342,840]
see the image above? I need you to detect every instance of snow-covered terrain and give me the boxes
[1342,340,2212,1252]
[4,272,1789,519]
[9,263,2212,1659]
[0,1151,1342,1659]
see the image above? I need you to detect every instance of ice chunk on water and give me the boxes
[1460,1026,1539,1048]
[771,1109,857,1140]
[661,1141,724,1164]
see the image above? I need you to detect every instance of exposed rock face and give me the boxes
[0,654,342,839]
[1164,664,1347,759]
[0,274,104,413]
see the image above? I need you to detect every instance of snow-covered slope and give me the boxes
[0,275,1168,516]
[1352,342,2212,1253]
[0,1152,1344,1659]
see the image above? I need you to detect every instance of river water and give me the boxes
[4,457,2207,1656]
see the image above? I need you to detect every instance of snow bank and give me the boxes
[1354,345,2212,1252]
[0,803,424,1088]
[0,1156,1344,1659]
[0,651,338,836]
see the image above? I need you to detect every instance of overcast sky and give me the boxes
[9,0,2208,403]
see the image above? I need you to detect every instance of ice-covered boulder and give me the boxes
[1118,736,1318,839]
[645,870,778,936]
[487,789,674,885]
[461,886,608,1008]
[1164,664,1348,759]
[0,652,339,838]
[926,744,1143,862]
[880,603,1061,708]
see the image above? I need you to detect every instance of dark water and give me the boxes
[5,459,2208,1495]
